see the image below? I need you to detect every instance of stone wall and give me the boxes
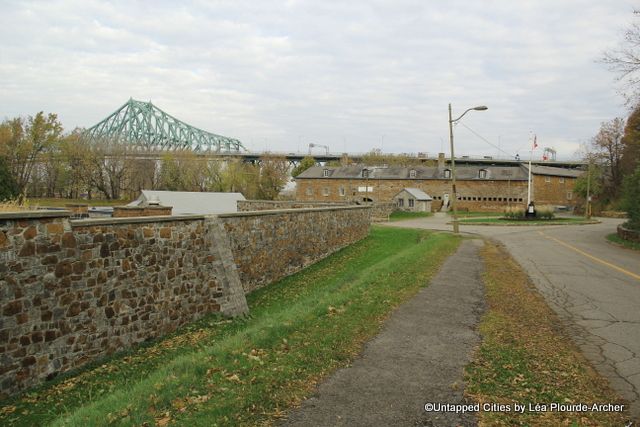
[295,177,529,212]
[601,211,628,219]
[0,205,371,396]
[617,224,640,243]
[531,175,578,207]
[219,206,371,293]
[0,211,247,397]
[237,200,350,211]
[369,203,396,220]
[296,174,580,211]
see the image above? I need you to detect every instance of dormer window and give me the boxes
[323,169,330,177]
[362,169,370,178]
[409,169,416,178]
[479,169,487,179]
[444,169,451,179]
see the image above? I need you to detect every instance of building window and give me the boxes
[323,169,330,177]
[408,198,415,207]
[398,198,404,207]
[306,187,313,196]
[322,187,329,196]
[444,169,451,179]
[559,177,565,183]
[479,169,487,179]
[545,176,551,183]
[567,191,573,200]
[362,169,370,178]
[339,186,345,196]
[409,169,416,178]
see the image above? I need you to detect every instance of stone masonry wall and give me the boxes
[617,224,640,243]
[237,200,350,211]
[219,206,371,293]
[295,177,529,212]
[0,212,247,398]
[0,206,371,396]
[532,175,578,207]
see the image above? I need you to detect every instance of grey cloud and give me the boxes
[0,0,636,159]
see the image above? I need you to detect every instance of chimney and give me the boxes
[438,152,445,169]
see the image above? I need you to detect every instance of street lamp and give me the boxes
[362,168,370,203]
[448,104,488,234]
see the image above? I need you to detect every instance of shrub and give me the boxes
[622,165,640,230]
[504,206,525,219]
[536,205,555,220]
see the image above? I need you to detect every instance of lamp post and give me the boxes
[448,104,488,234]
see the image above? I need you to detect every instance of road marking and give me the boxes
[537,231,640,281]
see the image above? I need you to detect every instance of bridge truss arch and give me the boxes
[83,98,246,153]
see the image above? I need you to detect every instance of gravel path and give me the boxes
[279,239,486,427]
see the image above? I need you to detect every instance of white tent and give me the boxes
[128,190,245,215]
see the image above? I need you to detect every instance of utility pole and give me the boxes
[586,159,592,219]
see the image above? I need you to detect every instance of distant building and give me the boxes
[393,188,432,212]
[128,190,245,215]
[295,164,582,212]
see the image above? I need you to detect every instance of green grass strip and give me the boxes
[465,242,629,426]
[1,226,459,427]
[606,233,640,251]
[388,211,432,221]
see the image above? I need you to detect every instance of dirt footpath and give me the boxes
[279,239,486,427]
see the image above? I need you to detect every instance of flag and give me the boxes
[532,135,538,150]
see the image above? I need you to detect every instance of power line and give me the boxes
[457,122,516,158]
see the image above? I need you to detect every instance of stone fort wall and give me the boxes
[0,206,370,397]
[295,176,579,212]
[295,177,530,212]
[237,200,350,211]
[219,206,370,293]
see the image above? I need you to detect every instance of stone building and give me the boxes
[393,188,432,212]
[295,163,583,212]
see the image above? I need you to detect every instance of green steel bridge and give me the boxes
[83,98,246,153]
[81,98,586,169]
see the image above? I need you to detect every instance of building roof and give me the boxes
[296,165,529,181]
[128,190,245,215]
[525,165,584,178]
[397,188,432,200]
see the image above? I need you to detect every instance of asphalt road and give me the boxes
[386,214,640,418]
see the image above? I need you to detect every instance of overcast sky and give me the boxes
[0,0,636,159]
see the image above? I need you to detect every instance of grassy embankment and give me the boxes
[466,241,630,426]
[606,233,640,251]
[0,227,460,427]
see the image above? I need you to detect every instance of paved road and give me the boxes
[386,214,640,417]
[280,240,486,427]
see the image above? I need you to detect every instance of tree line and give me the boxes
[573,10,640,230]
[0,114,290,202]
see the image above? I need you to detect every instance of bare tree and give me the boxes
[603,11,640,104]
